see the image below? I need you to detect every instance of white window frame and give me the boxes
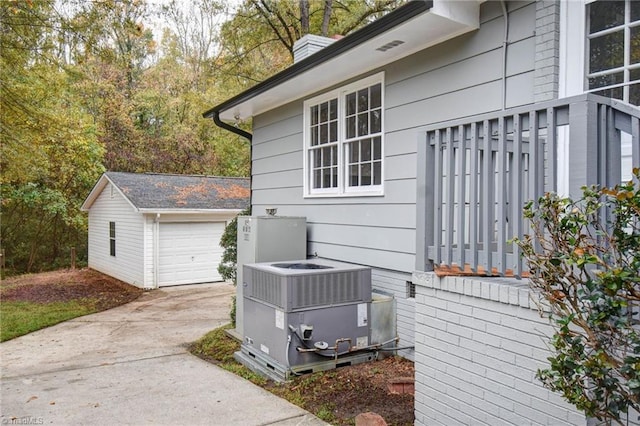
[303,72,385,198]
[560,0,639,104]
[109,221,116,257]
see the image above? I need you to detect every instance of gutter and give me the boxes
[202,0,433,120]
[212,110,253,142]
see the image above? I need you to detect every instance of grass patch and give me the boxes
[0,268,143,342]
[1,300,95,342]
[189,324,267,386]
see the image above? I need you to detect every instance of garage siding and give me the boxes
[87,183,145,287]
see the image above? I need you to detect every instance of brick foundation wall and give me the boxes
[412,272,586,426]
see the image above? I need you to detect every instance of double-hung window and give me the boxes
[304,73,384,197]
[587,0,640,105]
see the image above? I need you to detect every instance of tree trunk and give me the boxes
[321,0,333,37]
[299,0,310,36]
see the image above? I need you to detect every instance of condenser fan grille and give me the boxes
[250,269,283,308]
[248,266,370,311]
[293,272,362,309]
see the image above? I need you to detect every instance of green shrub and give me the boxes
[517,169,640,423]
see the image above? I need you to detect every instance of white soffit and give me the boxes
[219,1,481,122]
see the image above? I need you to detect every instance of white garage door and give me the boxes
[158,222,225,286]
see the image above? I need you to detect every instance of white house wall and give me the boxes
[87,182,145,287]
[249,1,537,358]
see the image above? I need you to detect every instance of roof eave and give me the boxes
[202,0,433,120]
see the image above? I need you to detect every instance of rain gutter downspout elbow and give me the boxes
[209,110,253,210]
[211,110,253,142]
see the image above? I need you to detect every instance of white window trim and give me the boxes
[561,0,640,102]
[559,0,587,98]
[303,72,385,198]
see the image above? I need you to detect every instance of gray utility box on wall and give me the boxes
[235,215,306,339]
[238,259,375,381]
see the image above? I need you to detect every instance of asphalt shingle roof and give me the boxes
[105,172,250,210]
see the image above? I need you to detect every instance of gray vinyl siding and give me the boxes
[87,183,145,287]
[249,1,537,358]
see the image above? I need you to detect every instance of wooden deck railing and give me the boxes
[416,93,640,277]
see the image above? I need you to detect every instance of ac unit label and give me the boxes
[275,309,284,330]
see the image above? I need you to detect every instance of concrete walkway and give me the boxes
[1,283,328,425]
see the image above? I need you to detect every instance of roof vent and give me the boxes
[293,34,337,63]
[376,39,405,52]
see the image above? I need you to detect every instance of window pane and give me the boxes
[373,162,382,185]
[632,0,640,23]
[590,31,625,73]
[320,102,328,122]
[589,1,624,34]
[320,123,328,143]
[589,72,624,89]
[329,99,337,120]
[331,145,337,164]
[346,93,356,116]
[350,165,358,186]
[593,86,624,100]
[350,141,359,163]
[314,169,321,188]
[314,150,321,167]
[361,164,372,186]
[331,167,338,187]
[370,109,382,133]
[362,138,371,161]
[370,84,381,109]
[322,148,331,166]
[323,168,332,188]
[346,116,355,139]
[358,113,368,136]
[373,137,382,160]
[311,126,318,146]
[357,89,368,112]
[311,105,318,125]
[632,26,640,65]
[631,68,640,82]
[109,222,116,238]
[630,83,640,106]
[329,121,337,142]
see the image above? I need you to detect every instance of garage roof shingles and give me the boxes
[106,172,250,210]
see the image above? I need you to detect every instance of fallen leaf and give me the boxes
[26,396,38,403]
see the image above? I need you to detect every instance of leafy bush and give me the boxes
[518,170,640,424]
[218,208,250,325]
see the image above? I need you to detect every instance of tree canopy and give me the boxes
[0,0,403,275]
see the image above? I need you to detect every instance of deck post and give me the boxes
[415,131,433,272]
[568,98,599,198]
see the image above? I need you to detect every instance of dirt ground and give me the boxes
[269,355,416,425]
[1,268,143,311]
[2,269,414,425]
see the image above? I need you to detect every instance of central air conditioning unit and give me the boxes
[236,259,390,381]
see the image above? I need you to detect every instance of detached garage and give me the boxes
[81,172,250,289]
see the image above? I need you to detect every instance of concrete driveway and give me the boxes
[1,283,327,425]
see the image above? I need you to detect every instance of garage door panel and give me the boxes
[158,222,225,286]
